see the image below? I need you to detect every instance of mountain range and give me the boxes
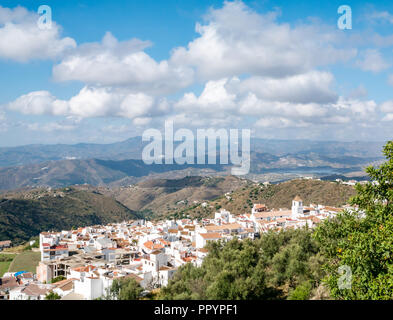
[0,137,385,191]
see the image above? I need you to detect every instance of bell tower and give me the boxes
[292,195,303,218]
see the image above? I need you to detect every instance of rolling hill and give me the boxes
[0,175,358,243]
[159,178,357,220]
[110,175,250,218]
[0,186,140,244]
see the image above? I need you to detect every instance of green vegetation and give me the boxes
[8,251,41,273]
[160,141,393,300]
[23,237,39,251]
[45,292,61,300]
[287,281,312,300]
[0,253,16,276]
[315,140,393,300]
[0,187,139,243]
[104,277,144,300]
[50,275,66,284]
[159,228,325,300]
[179,178,356,219]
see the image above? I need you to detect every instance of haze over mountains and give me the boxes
[0,137,385,191]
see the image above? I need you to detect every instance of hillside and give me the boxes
[110,176,250,219]
[0,187,140,244]
[164,178,357,219]
[0,176,359,243]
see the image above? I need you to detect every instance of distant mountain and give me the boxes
[0,186,140,244]
[0,158,227,191]
[0,137,144,167]
[250,139,385,158]
[0,137,385,168]
[0,136,385,191]
[0,149,380,191]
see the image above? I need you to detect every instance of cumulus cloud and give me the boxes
[355,49,391,72]
[0,6,76,62]
[173,77,382,129]
[170,1,356,80]
[380,100,393,113]
[53,32,194,94]
[332,97,377,119]
[175,78,237,112]
[176,77,330,120]
[380,100,393,121]
[233,71,337,104]
[2,2,391,141]
[7,87,155,120]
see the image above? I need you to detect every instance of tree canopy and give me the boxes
[105,277,143,300]
[315,140,393,299]
[160,228,324,300]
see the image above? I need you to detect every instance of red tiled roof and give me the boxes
[199,232,222,240]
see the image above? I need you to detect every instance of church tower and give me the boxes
[292,195,303,218]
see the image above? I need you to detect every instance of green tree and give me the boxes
[159,229,323,300]
[315,141,393,299]
[45,291,61,300]
[106,277,143,300]
[50,275,66,283]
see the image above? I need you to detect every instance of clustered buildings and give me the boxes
[0,196,351,300]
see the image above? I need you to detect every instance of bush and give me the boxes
[288,281,312,300]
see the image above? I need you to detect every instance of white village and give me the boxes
[0,196,357,300]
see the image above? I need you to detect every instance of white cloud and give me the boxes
[234,71,337,104]
[2,2,391,141]
[175,78,237,112]
[380,100,393,113]
[7,91,66,115]
[171,1,356,80]
[381,100,393,121]
[255,117,308,128]
[173,77,377,129]
[7,87,155,120]
[53,32,194,94]
[0,6,76,62]
[355,49,391,72]
[238,92,327,119]
[382,113,393,121]
[331,97,378,120]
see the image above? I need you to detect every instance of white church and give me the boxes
[291,195,304,219]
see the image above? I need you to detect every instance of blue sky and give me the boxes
[0,0,393,146]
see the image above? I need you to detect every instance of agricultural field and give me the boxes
[8,251,41,273]
[0,253,16,276]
